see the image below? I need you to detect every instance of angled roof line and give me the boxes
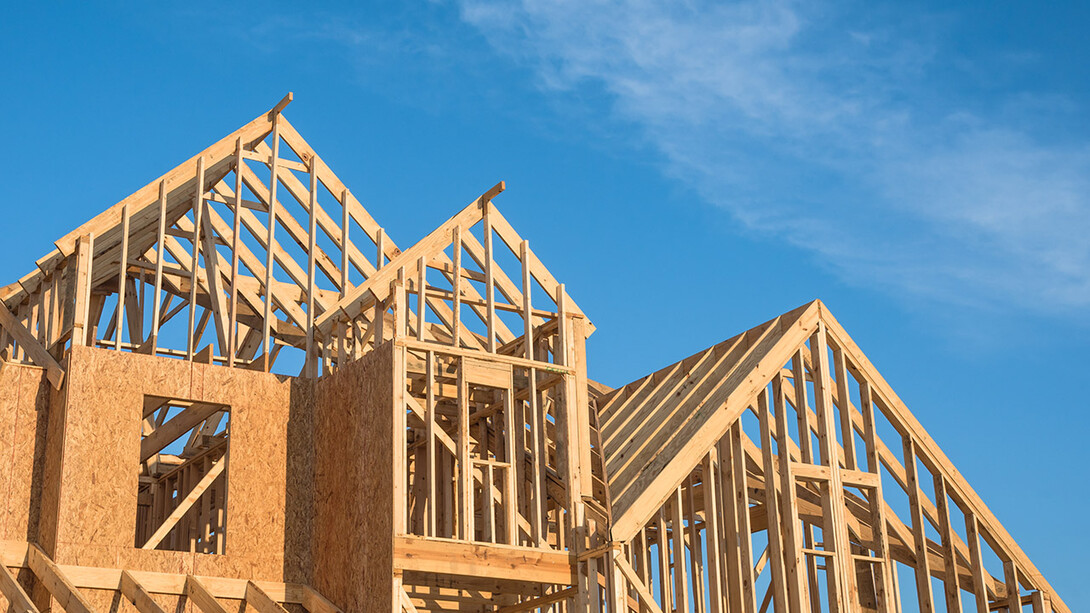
[602,299,820,533]
[3,94,293,310]
[312,184,593,339]
[817,303,1069,613]
[600,299,1068,613]
[56,92,294,258]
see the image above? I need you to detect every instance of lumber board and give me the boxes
[392,536,575,586]
[185,576,229,613]
[27,544,95,613]
[120,571,168,613]
[0,563,38,613]
[818,303,1070,613]
[609,301,819,539]
[246,581,290,613]
[0,301,64,388]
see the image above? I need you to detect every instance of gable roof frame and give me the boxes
[601,299,1069,613]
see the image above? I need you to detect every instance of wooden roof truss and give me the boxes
[0,99,1067,612]
[596,300,1068,613]
[0,94,588,386]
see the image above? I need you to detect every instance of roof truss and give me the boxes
[0,95,589,381]
[598,300,1068,612]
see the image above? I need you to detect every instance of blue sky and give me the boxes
[2,1,1087,606]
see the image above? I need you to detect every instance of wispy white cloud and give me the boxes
[457,0,1090,315]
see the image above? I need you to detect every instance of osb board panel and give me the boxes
[33,374,70,610]
[313,342,395,613]
[0,362,51,543]
[50,345,315,584]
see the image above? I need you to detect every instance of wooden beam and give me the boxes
[140,402,222,461]
[51,101,279,261]
[903,438,936,613]
[964,513,990,613]
[150,180,167,354]
[757,389,788,613]
[185,576,229,613]
[397,586,419,613]
[392,536,575,586]
[494,587,578,613]
[120,570,168,613]
[261,116,281,369]
[0,552,334,609]
[614,554,665,613]
[228,139,244,367]
[27,544,95,613]
[269,92,293,117]
[0,563,38,613]
[301,586,343,613]
[186,157,206,359]
[305,155,319,377]
[0,301,64,389]
[313,182,504,336]
[198,210,231,356]
[818,304,1070,613]
[245,581,290,613]
[143,458,226,550]
[70,234,94,347]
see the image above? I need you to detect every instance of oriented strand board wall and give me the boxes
[313,341,395,613]
[48,345,315,584]
[0,362,51,543]
[0,361,52,611]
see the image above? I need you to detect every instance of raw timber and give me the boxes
[0,95,1068,613]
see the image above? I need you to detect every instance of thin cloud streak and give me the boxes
[457,0,1090,315]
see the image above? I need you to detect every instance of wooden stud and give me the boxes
[1004,560,1021,613]
[933,474,962,613]
[228,138,244,366]
[774,373,808,613]
[703,448,725,613]
[483,201,496,352]
[451,226,462,349]
[261,118,281,369]
[832,346,857,470]
[730,424,756,613]
[458,357,472,540]
[811,324,854,612]
[903,437,935,613]
[416,256,427,342]
[964,512,990,613]
[758,388,788,613]
[859,379,895,613]
[305,155,319,377]
[425,350,437,537]
[340,189,351,293]
[71,234,94,347]
[117,201,131,351]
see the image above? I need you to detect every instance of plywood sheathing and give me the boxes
[0,362,52,609]
[313,341,395,613]
[47,345,315,584]
[0,362,51,543]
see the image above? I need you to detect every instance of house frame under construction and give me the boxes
[0,95,1070,613]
